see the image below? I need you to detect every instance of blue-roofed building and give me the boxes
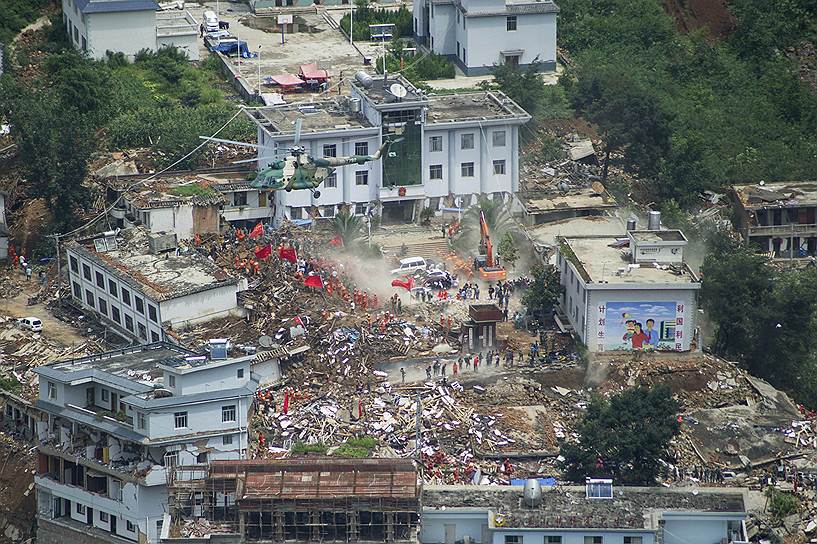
[60,0,200,60]
[31,343,276,544]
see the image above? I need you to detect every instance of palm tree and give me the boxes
[332,208,363,249]
[454,196,520,254]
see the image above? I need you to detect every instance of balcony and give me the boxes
[221,206,272,222]
[748,222,817,236]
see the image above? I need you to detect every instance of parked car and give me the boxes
[390,257,428,276]
[17,317,43,332]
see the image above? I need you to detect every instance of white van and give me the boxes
[17,317,43,332]
[391,257,428,275]
[203,10,219,33]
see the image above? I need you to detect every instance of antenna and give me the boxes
[293,118,302,146]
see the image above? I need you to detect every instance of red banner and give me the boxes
[304,275,323,288]
[278,246,297,263]
[391,276,414,291]
[249,222,264,239]
[255,244,273,260]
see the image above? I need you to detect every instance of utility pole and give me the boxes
[257,45,262,96]
[52,235,62,291]
[350,3,353,45]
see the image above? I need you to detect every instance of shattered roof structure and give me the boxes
[423,485,745,529]
[732,181,817,209]
[108,170,258,209]
[528,216,625,250]
[519,187,617,215]
[67,227,240,302]
[561,236,700,285]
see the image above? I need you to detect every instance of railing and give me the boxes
[749,222,817,236]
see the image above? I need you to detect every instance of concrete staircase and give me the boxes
[381,238,451,262]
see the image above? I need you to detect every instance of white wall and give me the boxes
[146,397,251,441]
[172,361,251,396]
[61,0,88,52]
[144,205,196,241]
[87,10,157,60]
[463,12,556,69]
[157,32,200,61]
[429,4,456,55]
[159,284,241,329]
[663,519,726,544]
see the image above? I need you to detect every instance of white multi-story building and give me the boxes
[247,75,530,226]
[555,220,701,353]
[60,0,199,60]
[413,0,558,75]
[32,342,273,544]
[65,228,246,343]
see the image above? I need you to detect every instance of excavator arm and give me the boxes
[480,211,494,268]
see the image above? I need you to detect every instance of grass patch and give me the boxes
[168,183,218,198]
[0,376,22,395]
[292,442,328,455]
[334,437,377,458]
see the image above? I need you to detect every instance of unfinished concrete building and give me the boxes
[164,458,420,543]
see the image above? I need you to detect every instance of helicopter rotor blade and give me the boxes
[199,136,259,148]
[232,156,279,165]
[293,118,302,147]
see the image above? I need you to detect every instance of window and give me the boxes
[174,411,188,428]
[355,142,369,155]
[98,298,107,316]
[82,263,91,281]
[111,306,121,324]
[461,133,474,150]
[493,160,506,175]
[47,382,56,400]
[493,130,506,147]
[259,191,268,207]
[545,538,562,544]
[355,171,369,186]
[168,375,176,387]
[148,305,158,323]
[137,323,147,340]
[135,297,145,314]
[586,479,613,499]
[223,434,233,445]
[583,538,603,544]
[429,136,443,152]
[99,512,109,523]
[124,314,134,332]
[137,412,145,429]
[429,164,443,180]
[504,537,522,544]
[121,288,131,306]
[85,290,94,306]
[237,368,245,379]
[505,54,520,66]
[462,48,466,63]
[290,207,303,220]
[163,451,178,467]
[233,192,247,206]
[322,144,337,157]
[324,172,337,188]
[222,405,236,422]
[72,282,81,299]
[197,452,208,463]
[506,15,517,30]
[76,503,86,515]
[95,271,104,288]
[70,256,78,273]
[108,280,117,297]
[623,538,642,544]
[126,521,135,532]
[151,331,160,342]
[461,162,475,177]
[102,389,109,402]
[322,205,335,218]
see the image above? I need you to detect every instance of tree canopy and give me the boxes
[560,385,680,484]
[522,263,562,320]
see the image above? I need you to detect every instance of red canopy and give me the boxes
[269,73,305,88]
[299,63,328,81]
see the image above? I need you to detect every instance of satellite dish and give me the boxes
[258,335,274,348]
[591,181,605,194]
[390,83,407,99]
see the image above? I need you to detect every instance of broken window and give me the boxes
[233,192,247,206]
[151,331,160,342]
[48,382,56,400]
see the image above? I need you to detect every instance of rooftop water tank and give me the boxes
[648,210,661,231]
[355,71,373,89]
[523,478,542,507]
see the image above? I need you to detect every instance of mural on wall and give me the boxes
[596,301,686,351]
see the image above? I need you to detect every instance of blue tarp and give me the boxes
[210,40,257,58]
[509,477,557,487]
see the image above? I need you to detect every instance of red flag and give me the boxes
[391,276,414,291]
[278,246,297,263]
[304,275,323,288]
[255,244,273,260]
[249,222,264,239]
[329,235,343,247]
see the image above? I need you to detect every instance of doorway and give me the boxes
[86,387,95,407]
[111,514,117,534]
[381,200,416,224]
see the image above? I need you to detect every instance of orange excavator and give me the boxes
[475,211,507,281]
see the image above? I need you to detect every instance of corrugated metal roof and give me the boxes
[78,0,160,14]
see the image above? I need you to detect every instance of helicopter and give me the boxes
[224,118,402,199]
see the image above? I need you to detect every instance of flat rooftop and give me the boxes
[629,229,687,243]
[733,181,817,209]
[351,75,425,105]
[40,343,196,382]
[247,100,373,137]
[423,485,744,529]
[68,227,239,302]
[425,92,529,124]
[563,236,699,285]
[156,10,198,37]
[520,187,616,213]
[529,215,625,248]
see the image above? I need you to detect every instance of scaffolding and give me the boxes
[168,458,420,543]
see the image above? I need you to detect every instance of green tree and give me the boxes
[488,59,548,115]
[332,208,363,249]
[497,232,519,270]
[454,196,518,256]
[560,385,680,484]
[522,263,562,321]
[569,66,673,182]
